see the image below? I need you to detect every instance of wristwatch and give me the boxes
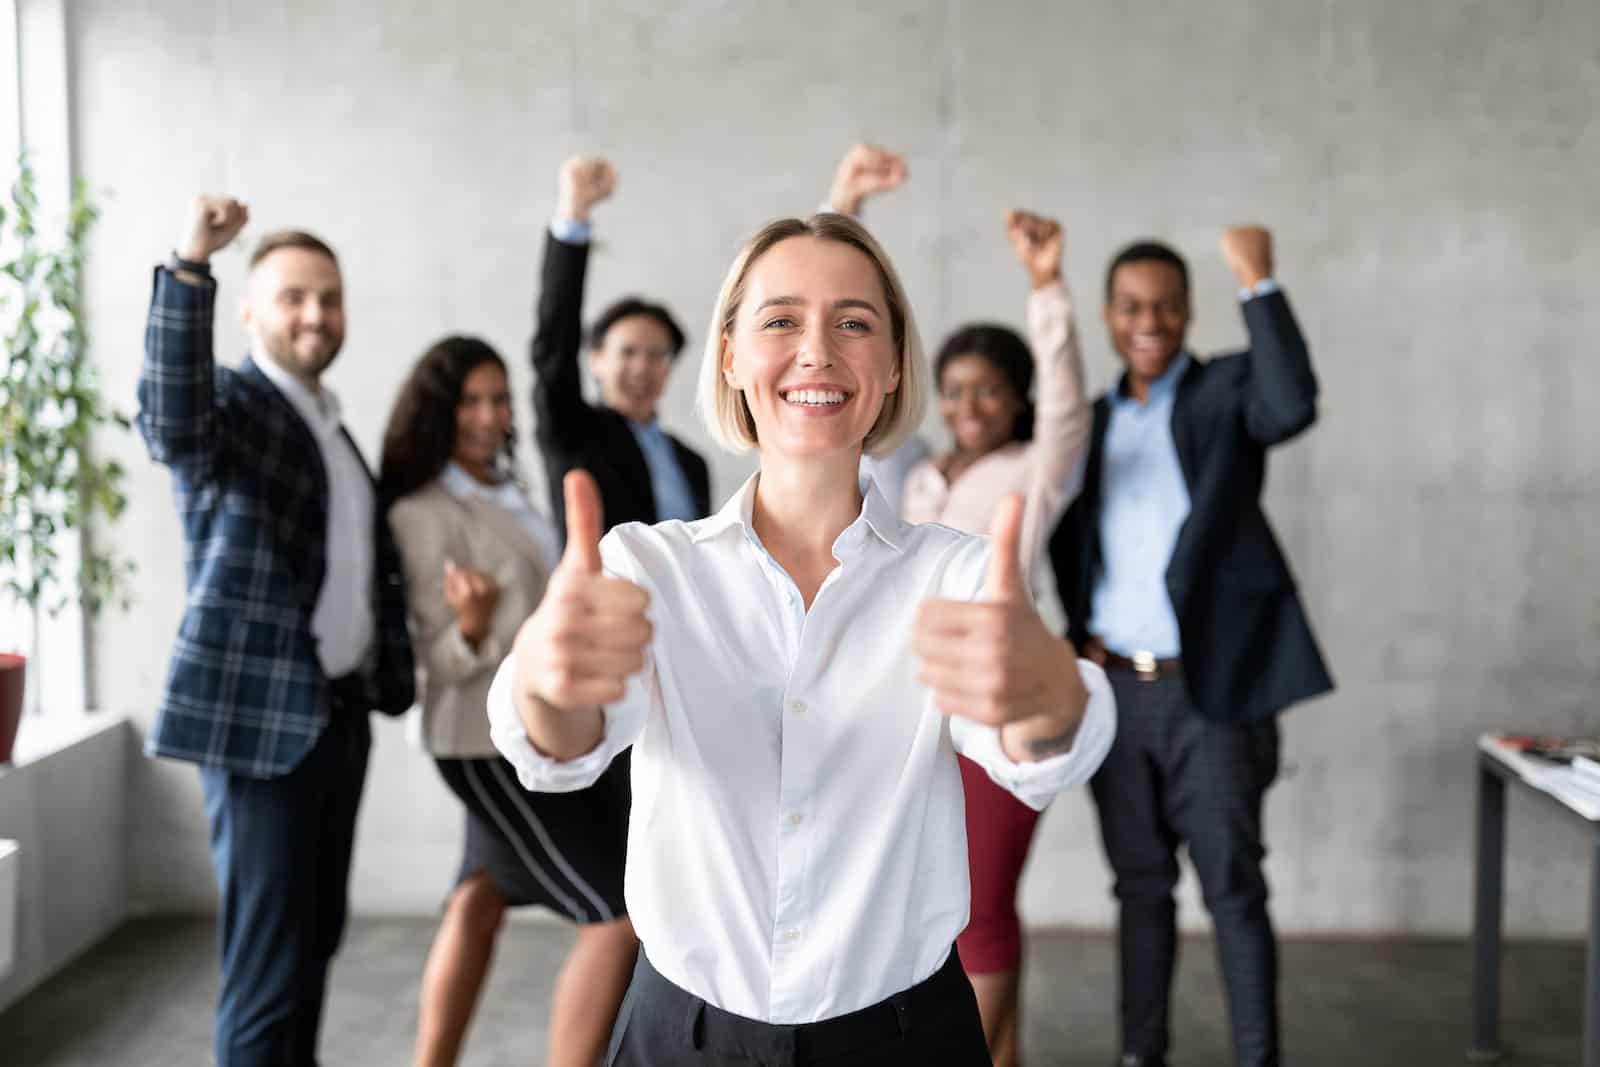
[166,251,212,276]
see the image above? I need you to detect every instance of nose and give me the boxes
[795,320,834,369]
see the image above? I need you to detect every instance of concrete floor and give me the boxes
[1,918,1584,1065]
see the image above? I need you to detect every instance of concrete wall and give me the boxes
[74,0,1600,935]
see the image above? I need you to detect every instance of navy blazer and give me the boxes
[1048,290,1333,723]
[137,267,414,778]
[531,232,711,539]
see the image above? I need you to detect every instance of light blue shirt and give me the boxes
[1088,353,1194,658]
[550,216,593,245]
[628,418,699,523]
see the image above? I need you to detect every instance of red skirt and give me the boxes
[956,754,1043,974]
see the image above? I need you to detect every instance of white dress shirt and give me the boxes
[857,434,931,519]
[254,356,376,678]
[488,474,1115,1023]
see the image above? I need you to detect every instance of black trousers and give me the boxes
[199,700,370,1066]
[1089,671,1282,1067]
[606,947,992,1066]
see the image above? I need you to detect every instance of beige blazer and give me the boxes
[388,483,553,757]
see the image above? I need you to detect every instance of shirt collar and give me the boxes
[439,461,504,500]
[253,354,341,428]
[690,472,906,554]
[628,417,666,443]
[1113,352,1192,407]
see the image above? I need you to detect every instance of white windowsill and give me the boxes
[3,710,126,770]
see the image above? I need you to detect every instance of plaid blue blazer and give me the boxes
[137,267,415,778]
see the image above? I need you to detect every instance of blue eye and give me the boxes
[763,317,797,329]
[840,319,869,331]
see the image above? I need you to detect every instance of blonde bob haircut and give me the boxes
[697,213,928,458]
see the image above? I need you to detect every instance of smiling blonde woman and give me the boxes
[487,212,1117,1067]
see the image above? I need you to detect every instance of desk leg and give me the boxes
[1470,764,1505,1060]
[1587,832,1600,1067]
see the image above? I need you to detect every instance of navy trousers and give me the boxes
[200,710,370,1066]
[1089,671,1282,1067]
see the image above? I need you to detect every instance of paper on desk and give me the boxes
[1478,734,1600,821]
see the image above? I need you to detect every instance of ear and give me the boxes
[884,348,902,394]
[720,334,739,388]
[240,295,253,331]
[1100,302,1114,330]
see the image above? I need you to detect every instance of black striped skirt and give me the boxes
[433,750,630,924]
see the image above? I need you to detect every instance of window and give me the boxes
[2,0,88,718]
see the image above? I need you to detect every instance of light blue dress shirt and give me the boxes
[1088,284,1281,657]
[550,216,593,245]
[628,418,699,523]
[1088,353,1194,658]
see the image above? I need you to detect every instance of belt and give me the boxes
[632,947,971,1064]
[1101,649,1183,682]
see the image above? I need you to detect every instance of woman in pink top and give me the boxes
[901,209,1092,1067]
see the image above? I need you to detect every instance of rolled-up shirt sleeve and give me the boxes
[949,660,1115,811]
[487,530,654,792]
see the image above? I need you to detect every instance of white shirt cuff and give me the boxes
[952,659,1116,811]
[486,656,619,792]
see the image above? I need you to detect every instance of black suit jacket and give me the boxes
[531,232,711,540]
[1048,289,1333,723]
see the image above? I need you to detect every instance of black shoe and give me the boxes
[1116,1057,1168,1067]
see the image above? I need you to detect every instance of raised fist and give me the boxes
[828,144,907,217]
[178,196,249,262]
[1221,225,1273,289]
[1005,209,1063,290]
[558,156,617,223]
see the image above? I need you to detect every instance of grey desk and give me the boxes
[1471,738,1600,1064]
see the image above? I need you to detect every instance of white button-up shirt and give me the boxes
[487,474,1115,1024]
[254,356,375,678]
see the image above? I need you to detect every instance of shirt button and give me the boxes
[788,812,805,826]
[781,928,801,943]
[789,700,807,715]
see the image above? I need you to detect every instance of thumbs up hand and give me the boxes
[510,472,653,754]
[911,494,1090,762]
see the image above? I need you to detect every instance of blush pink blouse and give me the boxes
[901,280,1091,583]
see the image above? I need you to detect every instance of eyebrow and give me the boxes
[753,296,883,316]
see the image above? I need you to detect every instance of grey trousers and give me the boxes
[1089,671,1282,1067]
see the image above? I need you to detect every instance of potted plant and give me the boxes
[0,156,133,763]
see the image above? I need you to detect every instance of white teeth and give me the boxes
[784,389,846,406]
